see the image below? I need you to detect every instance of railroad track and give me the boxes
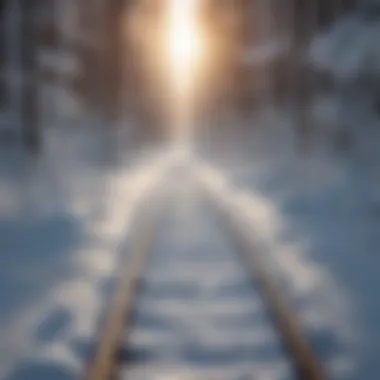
[84,175,324,380]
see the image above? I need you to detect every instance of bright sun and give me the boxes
[168,0,201,91]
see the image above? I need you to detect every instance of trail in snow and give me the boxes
[122,171,293,380]
[194,98,380,379]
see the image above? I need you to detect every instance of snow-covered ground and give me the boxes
[122,171,294,380]
[195,98,380,379]
[2,113,380,380]
[0,126,173,380]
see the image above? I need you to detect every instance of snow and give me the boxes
[193,154,355,379]
[194,96,380,379]
[2,4,380,380]
[2,108,380,379]
[0,126,173,379]
[122,176,294,380]
[310,12,380,82]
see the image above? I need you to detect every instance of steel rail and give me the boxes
[85,182,324,380]
[207,190,325,380]
[84,197,166,380]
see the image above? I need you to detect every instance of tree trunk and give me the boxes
[20,0,40,153]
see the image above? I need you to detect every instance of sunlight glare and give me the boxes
[168,0,201,91]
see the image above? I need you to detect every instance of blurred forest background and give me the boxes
[0,0,378,153]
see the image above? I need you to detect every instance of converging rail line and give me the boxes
[85,175,324,380]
